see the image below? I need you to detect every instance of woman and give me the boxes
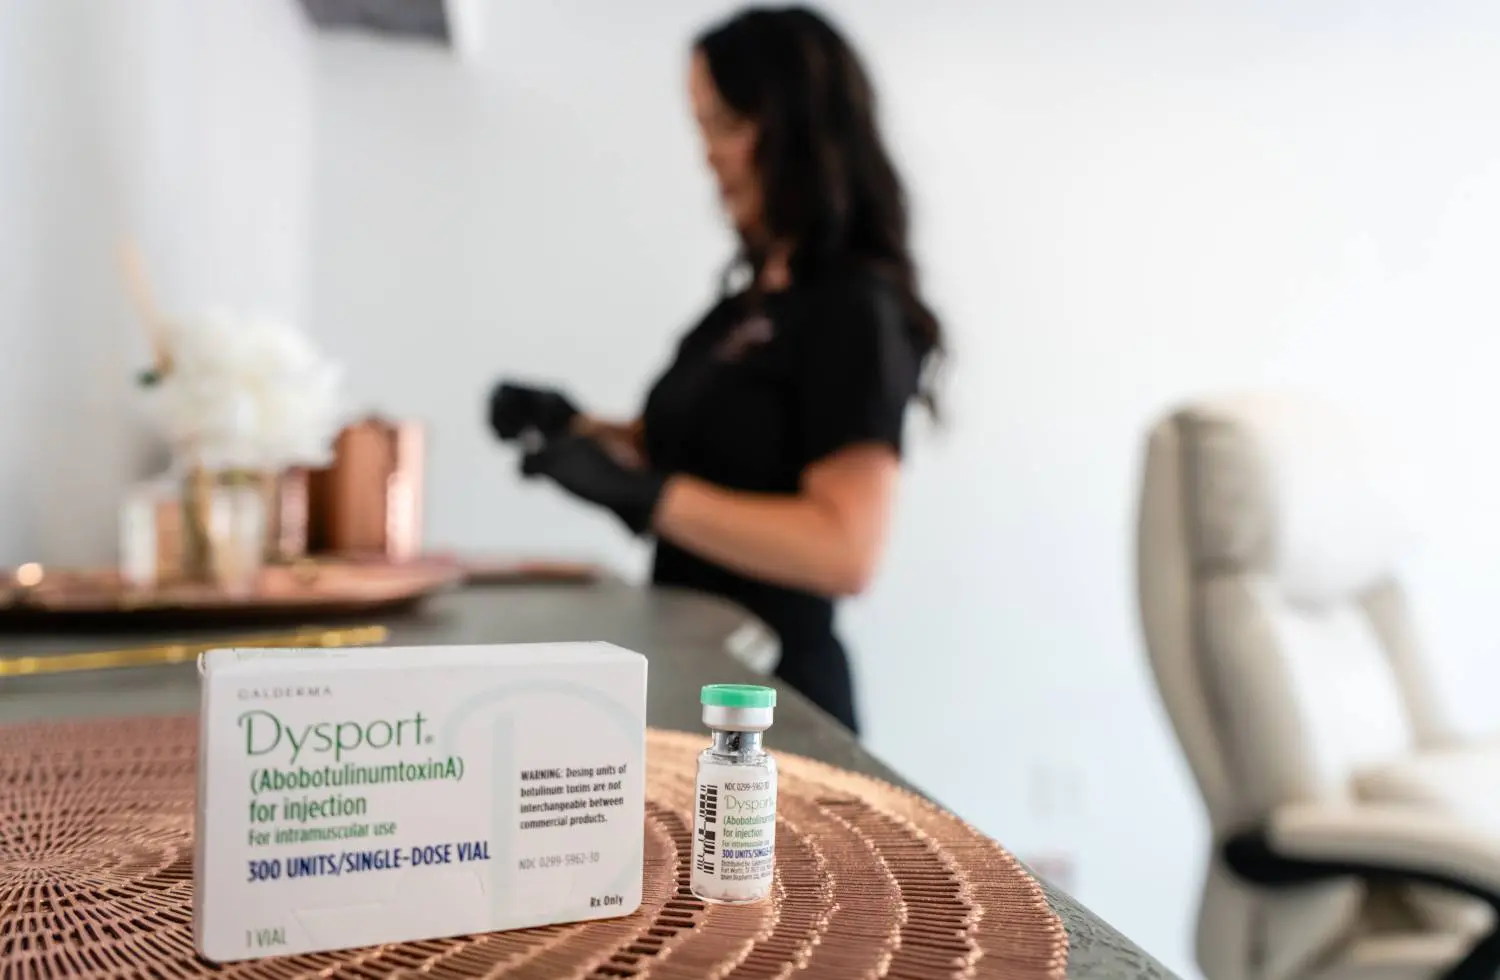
[489,5,943,734]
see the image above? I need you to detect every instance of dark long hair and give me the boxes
[695,5,945,414]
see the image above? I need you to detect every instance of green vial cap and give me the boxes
[700,684,777,709]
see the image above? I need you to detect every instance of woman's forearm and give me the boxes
[653,475,878,597]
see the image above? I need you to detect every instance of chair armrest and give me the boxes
[1224,802,1500,901]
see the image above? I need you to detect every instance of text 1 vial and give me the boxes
[690,684,778,904]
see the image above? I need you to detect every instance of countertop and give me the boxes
[0,581,1176,980]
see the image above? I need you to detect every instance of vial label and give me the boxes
[691,759,776,902]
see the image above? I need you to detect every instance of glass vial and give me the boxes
[690,684,778,904]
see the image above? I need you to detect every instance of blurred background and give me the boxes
[4,1,1500,973]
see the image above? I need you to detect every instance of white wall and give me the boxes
[0,0,313,564]
[306,3,1500,972]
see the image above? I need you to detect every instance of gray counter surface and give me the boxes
[0,582,1175,980]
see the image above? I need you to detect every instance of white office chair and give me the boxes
[1136,393,1500,980]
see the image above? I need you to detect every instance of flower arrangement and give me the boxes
[118,244,346,592]
[138,308,344,473]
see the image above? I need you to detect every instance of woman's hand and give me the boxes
[488,381,580,441]
[520,434,666,535]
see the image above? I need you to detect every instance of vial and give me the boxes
[690,684,778,904]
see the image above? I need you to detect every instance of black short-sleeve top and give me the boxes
[642,263,928,658]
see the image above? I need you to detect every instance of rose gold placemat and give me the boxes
[0,716,1066,980]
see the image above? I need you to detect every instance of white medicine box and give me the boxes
[194,642,647,962]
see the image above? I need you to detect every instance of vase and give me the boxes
[118,473,179,590]
[182,468,270,596]
[306,417,424,559]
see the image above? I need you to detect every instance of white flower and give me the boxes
[143,309,345,472]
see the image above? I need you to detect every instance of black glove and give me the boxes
[488,381,580,442]
[521,434,666,536]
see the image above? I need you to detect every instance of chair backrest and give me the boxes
[1135,393,1451,980]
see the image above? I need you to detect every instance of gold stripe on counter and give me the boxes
[0,625,390,678]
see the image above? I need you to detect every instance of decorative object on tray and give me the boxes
[267,467,312,564]
[306,415,425,561]
[0,559,460,628]
[0,624,388,678]
[0,716,1068,980]
[120,243,345,596]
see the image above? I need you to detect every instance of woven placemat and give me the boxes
[0,716,1066,980]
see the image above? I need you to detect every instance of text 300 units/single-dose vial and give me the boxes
[690,684,777,904]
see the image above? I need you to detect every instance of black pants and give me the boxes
[773,633,860,735]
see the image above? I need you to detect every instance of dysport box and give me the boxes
[194,642,647,962]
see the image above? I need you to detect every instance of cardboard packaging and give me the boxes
[194,642,647,961]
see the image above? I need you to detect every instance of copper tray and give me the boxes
[319,553,607,586]
[0,561,463,630]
